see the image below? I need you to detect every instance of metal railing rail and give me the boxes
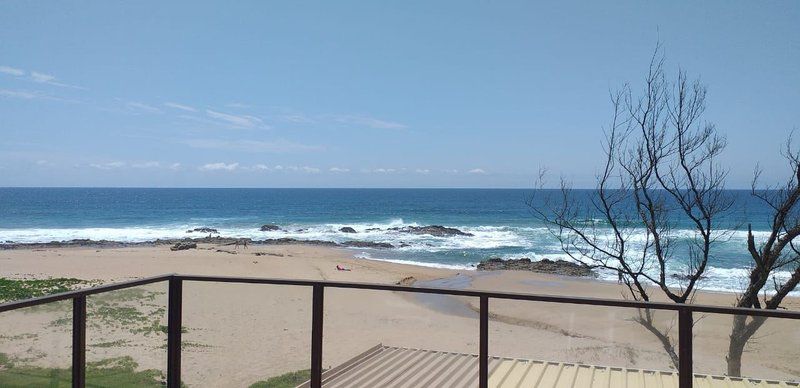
[0,273,798,388]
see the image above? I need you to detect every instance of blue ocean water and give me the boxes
[0,188,785,292]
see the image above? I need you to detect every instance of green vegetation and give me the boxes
[249,369,311,388]
[0,278,86,303]
[0,355,166,387]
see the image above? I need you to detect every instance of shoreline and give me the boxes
[1,243,798,385]
[0,236,800,300]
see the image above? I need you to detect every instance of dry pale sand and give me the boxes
[0,244,798,387]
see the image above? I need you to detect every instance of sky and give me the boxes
[0,1,798,188]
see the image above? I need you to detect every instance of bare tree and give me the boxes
[531,47,733,369]
[726,138,800,376]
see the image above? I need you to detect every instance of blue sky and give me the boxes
[0,1,798,188]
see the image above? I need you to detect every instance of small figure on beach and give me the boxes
[336,264,351,271]
[235,239,248,249]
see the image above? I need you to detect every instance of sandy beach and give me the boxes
[1,244,798,386]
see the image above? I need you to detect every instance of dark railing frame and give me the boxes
[1,273,799,388]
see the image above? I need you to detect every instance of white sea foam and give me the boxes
[1,221,791,295]
[353,252,475,271]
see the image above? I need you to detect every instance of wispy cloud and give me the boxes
[30,71,56,83]
[206,110,264,128]
[132,161,161,168]
[329,167,350,173]
[126,101,162,114]
[225,102,251,109]
[281,114,316,124]
[30,70,84,89]
[0,88,80,103]
[199,162,239,171]
[415,168,431,174]
[163,102,197,112]
[0,65,25,76]
[183,138,322,153]
[0,65,84,89]
[272,165,321,173]
[468,168,487,174]
[0,89,42,99]
[89,161,126,170]
[335,115,407,130]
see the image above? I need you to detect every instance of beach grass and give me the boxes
[248,369,311,388]
[0,355,166,387]
[0,278,86,303]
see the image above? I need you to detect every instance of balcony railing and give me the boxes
[1,273,799,388]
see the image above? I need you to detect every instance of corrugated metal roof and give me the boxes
[299,345,799,388]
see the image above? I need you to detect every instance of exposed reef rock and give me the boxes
[187,227,218,234]
[390,225,473,237]
[477,257,595,277]
[259,224,282,231]
[170,242,197,251]
[339,227,357,233]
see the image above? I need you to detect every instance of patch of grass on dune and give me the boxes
[0,278,87,303]
[0,355,168,387]
[249,369,311,388]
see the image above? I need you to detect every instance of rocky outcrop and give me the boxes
[339,227,357,233]
[477,258,595,277]
[342,241,394,249]
[260,224,282,231]
[170,242,197,251]
[186,227,218,234]
[390,225,473,237]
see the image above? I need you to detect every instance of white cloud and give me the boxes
[269,165,320,173]
[252,164,271,171]
[183,138,322,153]
[169,163,182,170]
[335,115,407,130]
[364,168,399,174]
[199,162,239,171]
[132,161,160,168]
[415,168,430,174]
[126,101,162,114]
[30,71,56,83]
[206,110,264,128]
[89,161,126,170]
[442,169,460,174]
[164,102,197,112]
[29,70,84,89]
[329,167,350,173]
[468,168,487,174]
[0,89,41,99]
[226,102,251,109]
[282,114,316,124]
[0,65,25,76]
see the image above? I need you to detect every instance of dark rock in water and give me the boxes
[186,227,218,234]
[390,225,473,237]
[670,273,707,281]
[342,241,394,249]
[365,228,381,232]
[262,238,338,247]
[260,224,281,232]
[339,227,357,233]
[170,242,197,251]
[477,257,595,277]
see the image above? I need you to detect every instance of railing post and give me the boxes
[479,296,489,388]
[72,295,86,388]
[311,284,325,388]
[167,277,183,388]
[678,307,693,388]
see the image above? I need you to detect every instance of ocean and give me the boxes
[0,187,790,293]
